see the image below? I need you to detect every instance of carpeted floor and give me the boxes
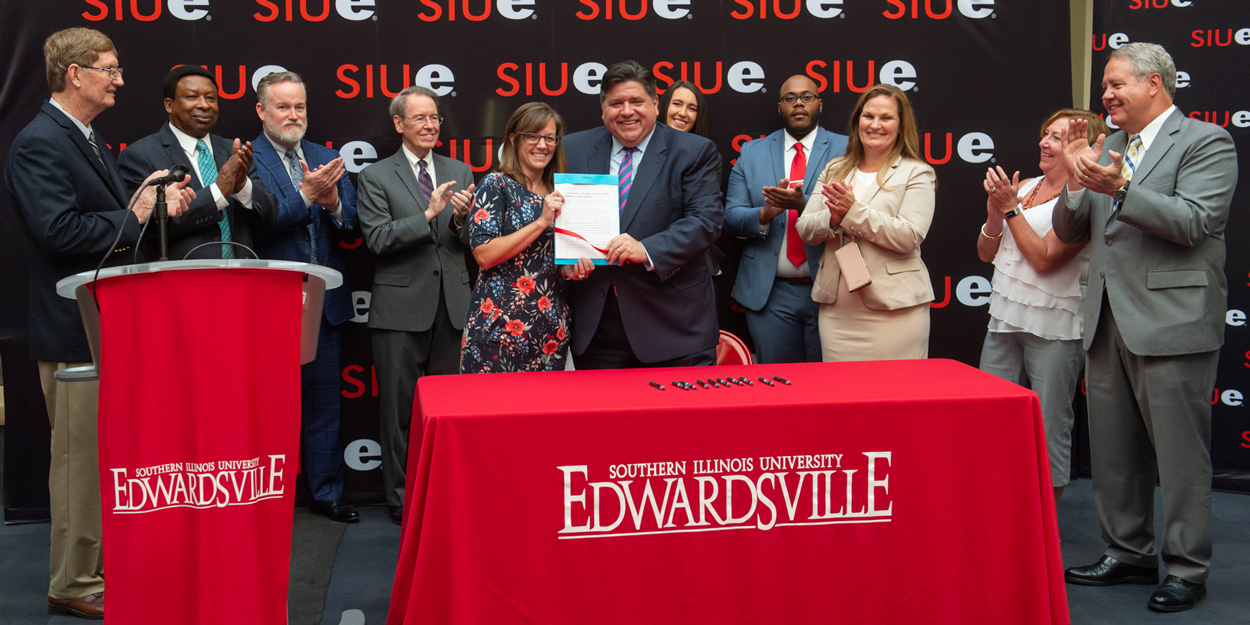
[3,425,1248,624]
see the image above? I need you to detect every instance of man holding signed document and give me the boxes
[559,60,724,369]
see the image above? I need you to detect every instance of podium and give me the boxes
[57,259,341,625]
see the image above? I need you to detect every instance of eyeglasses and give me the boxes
[780,93,818,105]
[81,65,124,80]
[518,133,560,146]
[404,114,444,126]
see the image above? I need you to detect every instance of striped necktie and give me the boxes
[618,147,635,213]
[417,159,434,203]
[288,148,319,264]
[87,130,105,168]
[197,139,233,259]
[1115,134,1143,212]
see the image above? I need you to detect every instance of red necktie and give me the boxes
[784,143,807,268]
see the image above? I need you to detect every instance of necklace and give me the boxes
[1021,176,1062,210]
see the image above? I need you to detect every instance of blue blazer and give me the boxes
[5,102,144,361]
[562,123,723,363]
[251,135,359,326]
[117,123,278,260]
[723,126,847,311]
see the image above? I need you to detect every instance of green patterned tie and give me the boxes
[196,140,233,259]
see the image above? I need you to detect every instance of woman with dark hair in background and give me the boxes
[796,84,936,362]
[459,102,592,373]
[658,80,709,137]
[976,108,1107,504]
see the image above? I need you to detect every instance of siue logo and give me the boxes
[1188,110,1250,129]
[577,0,691,20]
[335,63,456,98]
[883,0,994,19]
[729,0,844,19]
[416,0,535,21]
[337,138,491,174]
[1191,28,1250,48]
[805,59,918,93]
[930,275,991,308]
[254,0,376,22]
[83,0,210,21]
[497,61,765,96]
[1129,0,1191,8]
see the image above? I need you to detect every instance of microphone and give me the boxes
[147,163,189,187]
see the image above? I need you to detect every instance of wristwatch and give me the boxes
[1114,181,1131,204]
[1003,208,1021,219]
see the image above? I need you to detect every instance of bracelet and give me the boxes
[980,223,1003,240]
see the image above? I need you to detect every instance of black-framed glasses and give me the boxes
[780,93,818,105]
[518,133,560,146]
[81,65,124,80]
[405,114,444,126]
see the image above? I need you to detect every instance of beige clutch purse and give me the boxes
[834,239,872,292]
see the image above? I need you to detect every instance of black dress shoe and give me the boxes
[311,499,360,523]
[1149,575,1206,612]
[1064,555,1158,586]
[389,506,402,526]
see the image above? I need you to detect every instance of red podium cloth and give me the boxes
[389,359,1068,625]
[94,268,303,625]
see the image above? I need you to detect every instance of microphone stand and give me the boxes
[154,184,169,261]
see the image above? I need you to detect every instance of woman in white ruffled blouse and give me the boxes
[976,108,1108,505]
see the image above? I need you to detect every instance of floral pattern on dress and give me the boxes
[460,172,571,373]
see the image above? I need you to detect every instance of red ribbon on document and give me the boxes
[553,227,609,254]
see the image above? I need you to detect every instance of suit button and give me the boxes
[1105,239,1112,246]
[1099,272,1105,280]
[433,269,440,276]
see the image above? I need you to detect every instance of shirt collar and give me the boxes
[168,122,209,156]
[784,127,819,156]
[1134,104,1176,153]
[402,144,432,171]
[611,124,656,160]
[266,134,302,162]
[48,96,94,139]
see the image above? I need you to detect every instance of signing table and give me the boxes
[388,359,1068,624]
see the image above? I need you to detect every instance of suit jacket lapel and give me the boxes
[622,127,666,231]
[160,126,200,189]
[806,129,834,196]
[769,132,786,192]
[1128,109,1181,185]
[42,103,127,205]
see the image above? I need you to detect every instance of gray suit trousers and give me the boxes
[1087,295,1216,583]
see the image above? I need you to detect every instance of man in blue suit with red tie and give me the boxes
[724,74,847,363]
[250,71,360,522]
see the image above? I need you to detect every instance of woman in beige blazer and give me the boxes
[795,84,936,361]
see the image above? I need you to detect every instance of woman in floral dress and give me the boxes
[460,102,593,373]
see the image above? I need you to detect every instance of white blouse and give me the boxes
[987,177,1089,341]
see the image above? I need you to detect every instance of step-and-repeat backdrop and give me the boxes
[1,1,1246,515]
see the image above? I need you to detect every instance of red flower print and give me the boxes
[515,275,535,294]
[543,339,559,355]
[480,298,495,316]
[473,208,490,224]
[537,295,551,311]
[505,319,525,336]
[556,326,566,340]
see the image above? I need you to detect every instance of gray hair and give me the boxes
[1110,42,1176,100]
[256,71,306,106]
[389,85,439,118]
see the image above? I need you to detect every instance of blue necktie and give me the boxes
[288,148,319,264]
[196,140,233,259]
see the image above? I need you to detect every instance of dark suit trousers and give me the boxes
[745,280,822,364]
[1086,293,1216,583]
[372,290,460,509]
[301,318,346,503]
[576,289,716,370]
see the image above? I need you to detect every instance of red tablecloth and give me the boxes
[389,359,1068,624]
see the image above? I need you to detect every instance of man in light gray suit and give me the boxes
[357,85,474,525]
[1054,43,1237,612]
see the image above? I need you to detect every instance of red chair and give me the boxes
[716,330,753,366]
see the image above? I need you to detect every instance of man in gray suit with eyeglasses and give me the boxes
[356,85,474,525]
[1054,42,1238,613]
